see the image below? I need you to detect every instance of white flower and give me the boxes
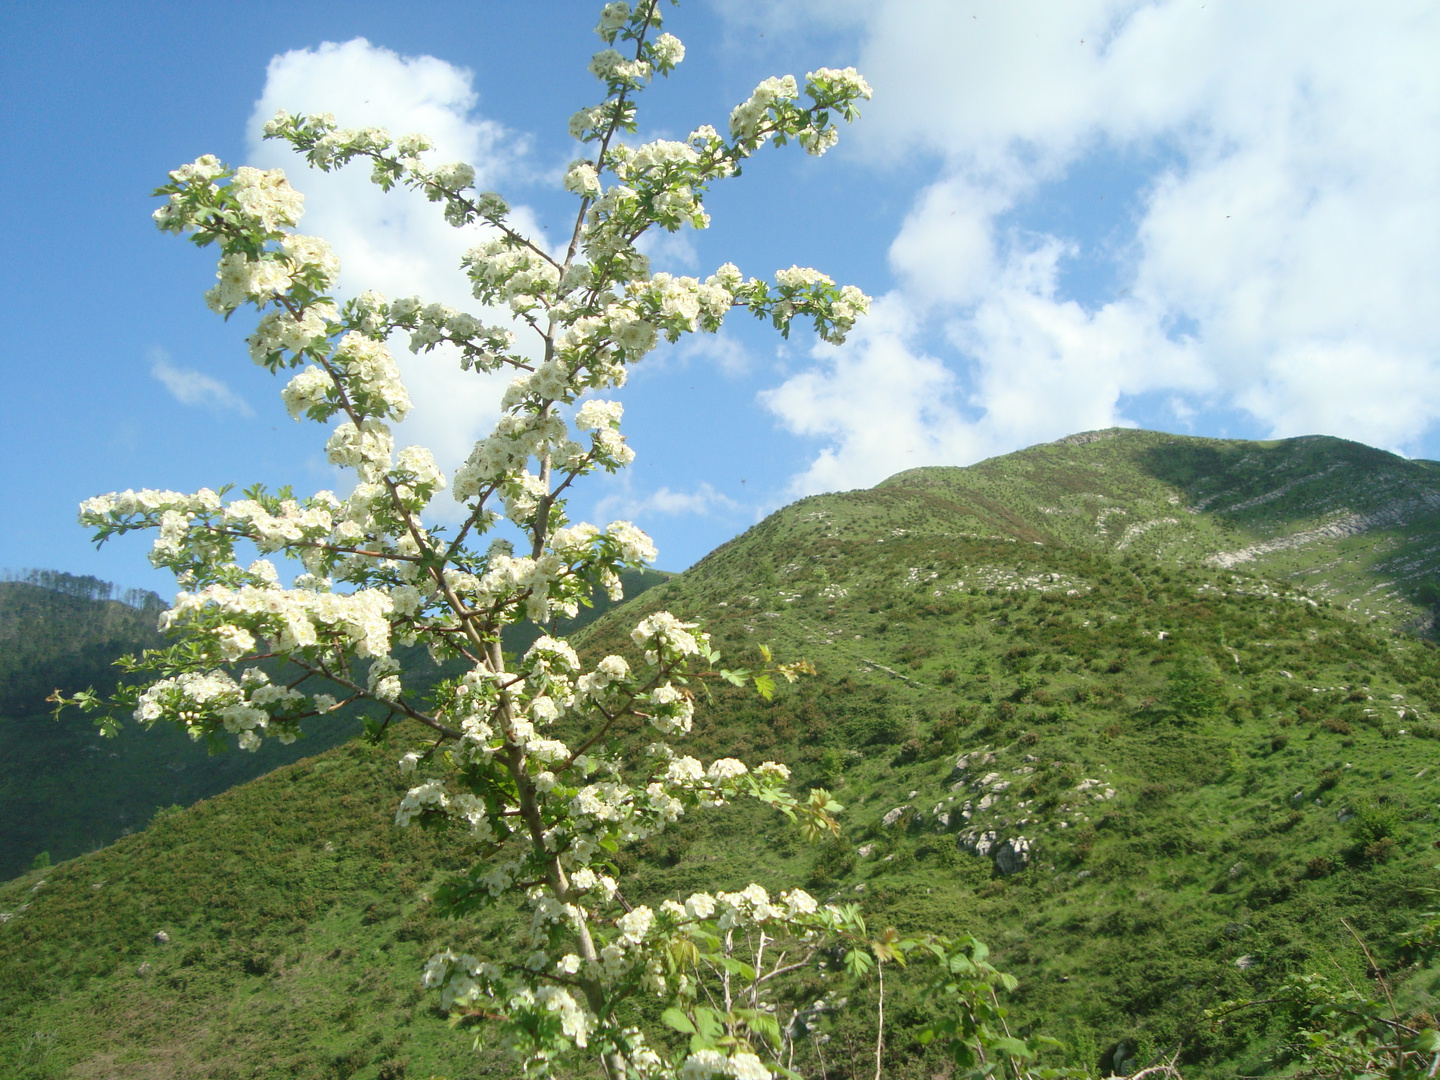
[578,655,630,698]
[214,625,255,662]
[617,905,654,945]
[575,399,622,432]
[281,365,332,419]
[595,0,629,37]
[807,66,873,101]
[325,419,394,481]
[281,234,340,284]
[775,265,833,291]
[652,32,685,67]
[631,611,699,663]
[728,1052,772,1080]
[706,758,748,783]
[564,160,602,199]
[782,888,818,916]
[433,161,475,190]
[684,892,715,919]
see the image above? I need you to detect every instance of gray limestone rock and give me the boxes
[882,805,909,827]
[994,836,1033,875]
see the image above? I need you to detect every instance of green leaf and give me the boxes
[661,1007,696,1035]
[693,1008,724,1041]
[717,956,757,981]
[743,1010,783,1049]
[991,1036,1034,1058]
[753,673,776,701]
[844,948,875,976]
[1411,1028,1440,1053]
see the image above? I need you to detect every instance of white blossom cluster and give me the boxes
[132,666,312,751]
[162,580,394,658]
[78,3,874,1076]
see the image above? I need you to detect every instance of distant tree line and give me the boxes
[1,568,164,611]
[0,571,166,717]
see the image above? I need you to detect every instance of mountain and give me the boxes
[0,576,360,880]
[878,429,1440,631]
[2,431,1437,1080]
[0,568,669,880]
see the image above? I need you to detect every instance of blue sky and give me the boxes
[3,0,1437,594]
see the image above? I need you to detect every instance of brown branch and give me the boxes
[290,658,462,740]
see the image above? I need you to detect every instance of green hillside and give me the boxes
[0,578,359,879]
[2,432,1438,1079]
[0,569,668,881]
[880,429,1440,631]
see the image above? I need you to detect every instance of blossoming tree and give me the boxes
[64,1,893,1076]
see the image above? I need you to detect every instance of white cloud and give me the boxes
[680,332,754,377]
[736,0,1440,486]
[246,38,546,484]
[888,178,1003,310]
[636,227,700,271]
[151,350,254,417]
[594,481,743,521]
[761,295,981,495]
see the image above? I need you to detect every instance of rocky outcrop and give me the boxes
[994,837,1032,875]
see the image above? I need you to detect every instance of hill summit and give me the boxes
[804,428,1440,630]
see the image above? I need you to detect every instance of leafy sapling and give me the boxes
[64,2,883,1076]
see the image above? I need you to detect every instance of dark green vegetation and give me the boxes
[2,430,1438,1079]
[0,568,667,881]
[0,576,357,880]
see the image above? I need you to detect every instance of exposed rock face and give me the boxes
[994,837,1032,875]
[154,930,170,945]
[958,832,1034,874]
[953,751,995,775]
[882,805,909,827]
[959,830,999,857]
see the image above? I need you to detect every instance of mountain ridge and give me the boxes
[808,428,1440,631]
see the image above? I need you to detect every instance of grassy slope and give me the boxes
[0,582,360,879]
[603,478,1440,1077]
[881,429,1440,629]
[3,434,1439,1079]
[0,569,668,880]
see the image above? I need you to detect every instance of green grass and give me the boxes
[0,570,669,880]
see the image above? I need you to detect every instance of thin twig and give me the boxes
[1340,917,1399,1019]
[874,959,885,1080]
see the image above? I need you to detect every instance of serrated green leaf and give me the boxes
[1412,1028,1440,1053]
[991,1036,1034,1058]
[693,1008,724,1040]
[717,956,757,981]
[661,1007,695,1034]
